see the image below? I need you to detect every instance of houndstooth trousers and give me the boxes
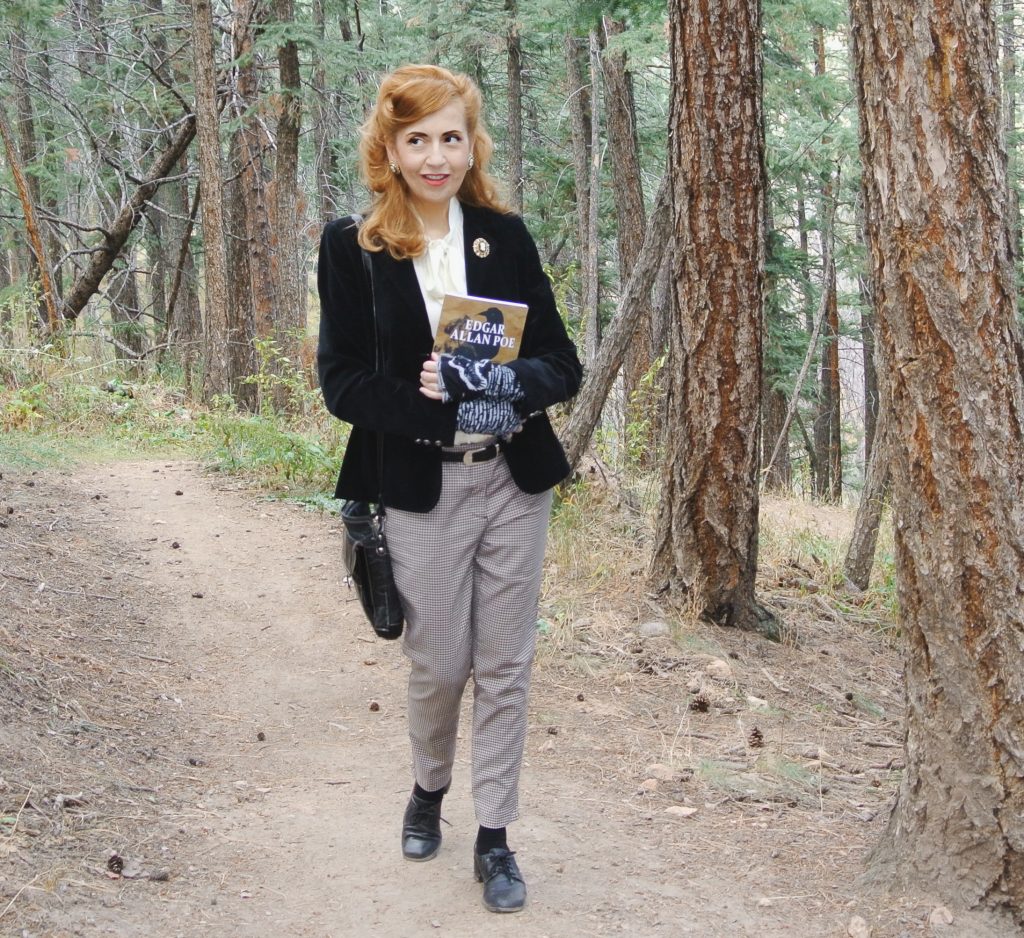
[385,454,552,828]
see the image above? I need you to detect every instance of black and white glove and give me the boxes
[436,355,524,404]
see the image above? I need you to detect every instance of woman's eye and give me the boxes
[445,134,462,143]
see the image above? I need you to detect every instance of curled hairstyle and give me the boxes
[358,64,509,259]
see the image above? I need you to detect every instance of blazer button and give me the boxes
[434,440,442,446]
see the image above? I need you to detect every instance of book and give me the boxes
[432,293,529,365]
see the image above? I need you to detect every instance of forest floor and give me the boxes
[0,456,1017,938]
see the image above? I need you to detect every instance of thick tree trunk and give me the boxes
[852,0,1024,919]
[191,0,232,400]
[650,0,777,640]
[562,175,670,470]
[505,0,524,214]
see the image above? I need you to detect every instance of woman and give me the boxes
[317,64,582,913]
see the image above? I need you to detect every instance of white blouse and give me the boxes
[412,198,467,337]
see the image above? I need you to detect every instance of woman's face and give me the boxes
[387,99,472,218]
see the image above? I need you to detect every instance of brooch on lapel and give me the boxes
[472,237,490,258]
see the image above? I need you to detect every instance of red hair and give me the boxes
[358,64,509,259]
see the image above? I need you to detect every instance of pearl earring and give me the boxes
[468,153,475,170]
[389,160,400,175]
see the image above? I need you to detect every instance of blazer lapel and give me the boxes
[373,247,433,349]
[463,203,509,301]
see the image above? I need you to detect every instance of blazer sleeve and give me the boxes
[316,219,458,443]
[503,215,583,414]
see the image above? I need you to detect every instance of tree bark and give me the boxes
[562,174,671,470]
[852,0,1024,918]
[650,0,777,640]
[191,0,232,400]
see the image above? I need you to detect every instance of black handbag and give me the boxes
[340,220,405,640]
[341,499,404,640]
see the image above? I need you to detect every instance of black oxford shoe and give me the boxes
[474,847,527,913]
[401,794,443,861]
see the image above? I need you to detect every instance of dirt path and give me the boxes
[48,460,750,937]
[2,459,1014,937]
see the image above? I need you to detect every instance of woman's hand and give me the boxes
[419,352,442,400]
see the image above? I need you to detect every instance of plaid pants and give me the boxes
[386,455,552,828]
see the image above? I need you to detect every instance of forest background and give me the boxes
[3,0,1024,932]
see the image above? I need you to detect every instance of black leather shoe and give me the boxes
[401,794,443,861]
[474,847,527,913]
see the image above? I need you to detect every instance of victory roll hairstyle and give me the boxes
[357,64,509,259]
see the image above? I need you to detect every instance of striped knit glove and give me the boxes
[455,399,522,438]
[437,355,524,404]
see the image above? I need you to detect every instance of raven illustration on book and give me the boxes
[438,305,505,362]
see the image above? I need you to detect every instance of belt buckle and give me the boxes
[463,449,476,465]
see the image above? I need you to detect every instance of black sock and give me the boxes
[413,782,446,804]
[475,825,508,854]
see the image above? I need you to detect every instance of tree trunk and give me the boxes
[505,0,524,214]
[584,31,602,364]
[191,0,232,400]
[274,0,304,346]
[857,197,881,464]
[562,175,671,470]
[813,29,842,503]
[852,0,1024,919]
[0,250,13,345]
[312,0,338,223]
[763,191,792,492]
[602,16,652,454]
[650,0,777,640]
[843,410,889,590]
[0,103,59,333]
[166,166,203,387]
[564,34,597,359]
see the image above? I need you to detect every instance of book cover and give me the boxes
[432,293,529,365]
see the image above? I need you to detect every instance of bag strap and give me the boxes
[352,214,385,514]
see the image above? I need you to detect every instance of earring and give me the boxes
[468,153,475,170]
[388,160,401,175]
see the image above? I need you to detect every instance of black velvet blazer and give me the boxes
[317,202,583,513]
